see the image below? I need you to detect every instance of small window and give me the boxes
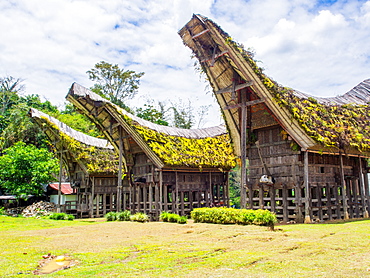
[320,167,325,173]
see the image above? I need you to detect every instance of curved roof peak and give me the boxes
[292,79,370,106]
[29,107,113,149]
[69,82,227,139]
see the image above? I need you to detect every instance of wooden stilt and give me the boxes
[358,157,369,218]
[339,150,349,219]
[304,151,311,223]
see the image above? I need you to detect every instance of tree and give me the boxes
[0,76,23,116]
[170,99,194,129]
[87,61,144,109]
[0,142,59,199]
[135,101,169,126]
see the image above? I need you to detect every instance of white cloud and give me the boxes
[0,0,369,127]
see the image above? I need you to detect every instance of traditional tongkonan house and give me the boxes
[29,108,120,218]
[179,14,370,223]
[66,83,235,219]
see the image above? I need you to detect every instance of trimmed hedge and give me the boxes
[191,207,277,228]
[48,212,74,221]
[160,211,188,224]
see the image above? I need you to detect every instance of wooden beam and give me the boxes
[304,151,311,223]
[192,29,209,39]
[224,98,265,110]
[200,50,228,64]
[216,81,254,95]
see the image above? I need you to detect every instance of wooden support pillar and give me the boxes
[240,94,247,209]
[334,185,341,219]
[364,170,370,217]
[154,183,159,220]
[117,127,123,212]
[317,186,323,221]
[158,170,163,214]
[175,171,179,214]
[209,172,213,206]
[180,191,184,215]
[57,145,63,213]
[358,157,369,218]
[90,177,95,218]
[304,151,311,223]
[296,185,303,223]
[225,173,230,207]
[163,184,168,211]
[259,184,264,209]
[339,151,349,219]
[96,193,100,217]
[270,186,276,213]
[282,184,288,223]
[143,184,147,214]
[149,183,153,215]
[103,193,107,215]
[326,184,332,220]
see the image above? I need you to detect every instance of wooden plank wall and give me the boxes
[246,125,370,223]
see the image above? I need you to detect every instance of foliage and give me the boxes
[170,99,194,129]
[191,207,277,228]
[117,210,131,221]
[0,76,23,116]
[40,116,119,174]
[0,142,59,199]
[177,215,188,224]
[135,102,169,126]
[228,166,241,208]
[135,98,210,129]
[48,212,74,221]
[160,211,186,223]
[124,118,236,169]
[0,77,54,150]
[104,211,117,221]
[130,212,149,223]
[87,61,144,110]
[0,207,5,215]
[58,110,102,138]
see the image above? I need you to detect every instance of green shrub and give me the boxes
[0,207,5,215]
[177,216,188,224]
[48,212,74,221]
[160,211,170,222]
[168,213,180,223]
[130,212,149,223]
[191,207,277,228]
[117,210,131,221]
[105,211,117,221]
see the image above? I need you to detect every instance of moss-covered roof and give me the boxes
[67,83,236,170]
[179,14,370,156]
[29,108,119,174]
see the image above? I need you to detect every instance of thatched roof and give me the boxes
[29,108,118,175]
[179,14,370,156]
[66,83,236,170]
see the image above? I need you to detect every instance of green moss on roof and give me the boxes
[122,116,236,170]
[41,116,119,174]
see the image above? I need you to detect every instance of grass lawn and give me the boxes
[0,215,369,277]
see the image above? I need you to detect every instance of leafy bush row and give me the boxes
[191,207,277,228]
[105,211,149,223]
[48,212,74,221]
[160,211,187,224]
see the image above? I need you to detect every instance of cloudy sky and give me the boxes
[1,0,370,127]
